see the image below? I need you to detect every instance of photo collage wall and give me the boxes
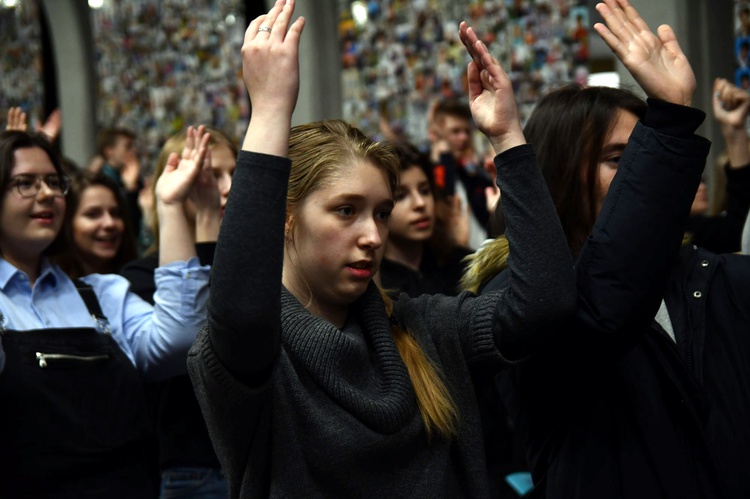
[337,0,591,150]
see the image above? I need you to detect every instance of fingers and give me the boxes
[271,0,295,42]
[467,62,483,102]
[459,23,482,69]
[260,0,285,36]
[6,107,28,131]
[285,15,306,46]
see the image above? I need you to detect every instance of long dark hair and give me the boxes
[524,84,647,254]
[0,130,68,257]
[55,170,138,278]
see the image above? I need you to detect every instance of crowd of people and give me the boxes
[1,0,749,498]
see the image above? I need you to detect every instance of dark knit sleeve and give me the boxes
[395,144,577,361]
[576,102,710,338]
[198,151,290,382]
[485,144,577,360]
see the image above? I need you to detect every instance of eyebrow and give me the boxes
[601,143,627,154]
[329,193,394,208]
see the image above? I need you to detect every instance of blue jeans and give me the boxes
[160,467,228,499]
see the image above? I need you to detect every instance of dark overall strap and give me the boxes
[74,278,111,334]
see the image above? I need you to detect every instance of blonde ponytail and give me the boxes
[379,288,458,440]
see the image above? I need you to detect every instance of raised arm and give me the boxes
[155,125,209,265]
[577,0,709,335]
[458,23,576,360]
[685,78,750,253]
[206,0,305,380]
[594,0,695,106]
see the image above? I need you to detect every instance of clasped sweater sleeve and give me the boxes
[486,144,577,360]
[576,100,710,337]
[204,151,290,383]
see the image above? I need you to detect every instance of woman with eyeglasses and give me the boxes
[0,129,210,498]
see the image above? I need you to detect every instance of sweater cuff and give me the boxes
[643,98,706,137]
[493,144,536,187]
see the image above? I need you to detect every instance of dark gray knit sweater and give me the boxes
[188,144,575,498]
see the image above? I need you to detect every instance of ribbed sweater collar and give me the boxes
[280,283,417,433]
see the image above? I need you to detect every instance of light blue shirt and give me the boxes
[0,257,210,381]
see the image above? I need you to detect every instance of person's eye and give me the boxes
[46,176,62,189]
[336,206,354,217]
[393,190,406,202]
[419,185,433,197]
[376,208,392,221]
[83,210,102,219]
[604,156,622,167]
[16,179,35,189]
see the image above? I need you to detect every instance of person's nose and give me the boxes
[359,217,383,250]
[218,173,232,198]
[35,179,56,202]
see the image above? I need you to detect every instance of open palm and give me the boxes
[594,0,695,106]
[156,126,210,205]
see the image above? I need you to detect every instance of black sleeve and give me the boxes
[686,162,750,253]
[124,189,143,244]
[195,242,217,267]
[576,101,710,339]
[119,256,159,305]
[489,144,577,360]
[204,151,289,382]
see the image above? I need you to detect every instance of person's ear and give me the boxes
[284,215,294,242]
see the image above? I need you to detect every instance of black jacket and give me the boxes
[483,101,749,498]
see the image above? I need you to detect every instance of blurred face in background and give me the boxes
[209,143,236,218]
[72,185,124,268]
[690,181,709,215]
[441,115,473,158]
[105,135,135,169]
[389,165,435,243]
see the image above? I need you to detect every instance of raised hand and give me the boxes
[713,78,750,168]
[190,142,223,242]
[594,0,695,106]
[458,22,525,154]
[241,0,305,156]
[121,150,142,192]
[39,108,61,141]
[713,77,750,129]
[156,125,211,206]
[6,107,28,132]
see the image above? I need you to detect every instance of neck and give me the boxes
[384,238,424,271]
[282,266,350,329]
[2,250,42,286]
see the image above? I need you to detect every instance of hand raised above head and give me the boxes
[242,0,305,122]
[6,107,28,132]
[712,77,750,128]
[458,22,525,154]
[156,125,211,206]
[594,0,695,106]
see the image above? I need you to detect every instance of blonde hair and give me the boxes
[459,237,510,294]
[287,120,458,439]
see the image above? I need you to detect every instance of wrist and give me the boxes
[489,131,526,155]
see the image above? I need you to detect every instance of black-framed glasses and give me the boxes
[9,174,70,198]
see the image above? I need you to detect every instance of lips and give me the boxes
[347,260,374,279]
[30,211,55,223]
[412,217,431,229]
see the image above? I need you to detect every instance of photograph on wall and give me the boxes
[0,0,45,131]
[735,2,750,88]
[338,0,590,150]
[91,0,250,170]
